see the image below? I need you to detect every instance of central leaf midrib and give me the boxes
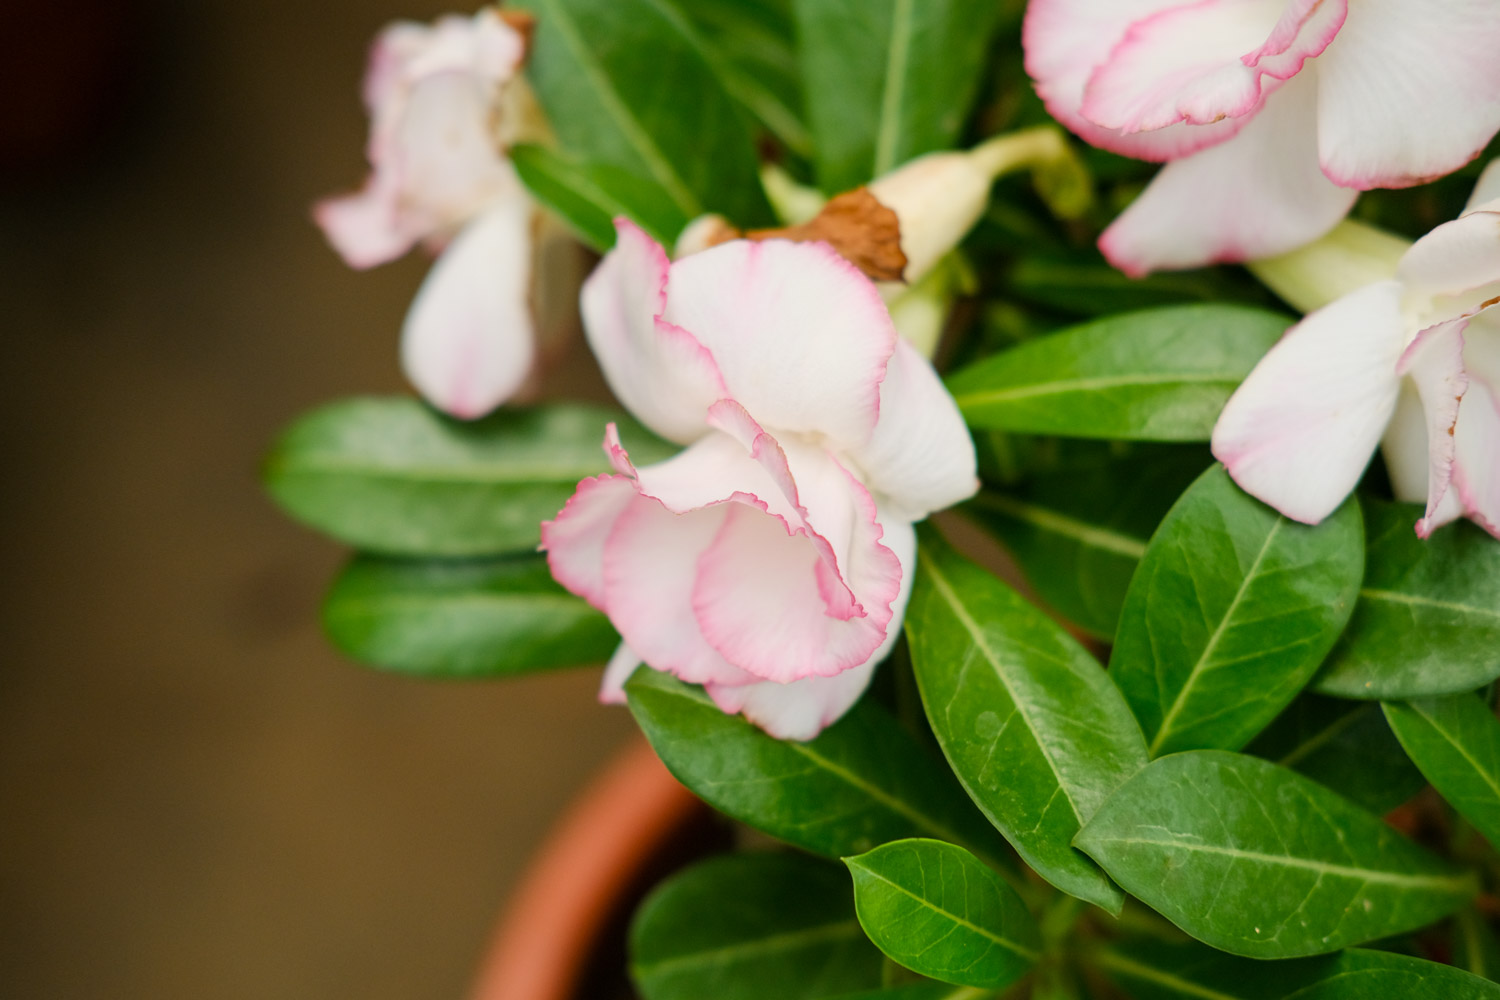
[969,494,1147,559]
[1360,587,1500,621]
[1410,703,1500,808]
[1088,948,1246,1000]
[329,593,591,616]
[921,555,1085,824]
[955,371,1242,408]
[1086,836,1473,891]
[277,458,599,485]
[635,919,863,977]
[1150,519,1283,756]
[534,0,703,217]
[849,863,1040,961]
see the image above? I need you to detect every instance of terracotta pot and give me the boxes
[467,738,715,1000]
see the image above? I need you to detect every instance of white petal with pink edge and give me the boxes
[703,518,917,742]
[1449,317,1500,538]
[1212,281,1408,524]
[1395,320,1470,536]
[662,237,895,450]
[598,644,642,705]
[1100,71,1356,276]
[581,220,726,445]
[850,340,978,521]
[400,200,535,419]
[1466,161,1500,215]
[1396,206,1500,321]
[1315,0,1500,190]
[314,177,419,270]
[1023,0,1250,162]
[1081,0,1342,135]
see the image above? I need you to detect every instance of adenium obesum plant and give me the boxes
[541,220,977,740]
[270,2,1500,998]
[1215,162,1500,538]
[316,8,539,418]
[1025,0,1500,275]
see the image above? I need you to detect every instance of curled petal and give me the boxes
[704,518,918,741]
[1465,160,1500,215]
[541,474,639,611]
[314,175,420,269]
[662,237,896,450]
[598,643,642,705]
[581,220,726,444]
[1023,0,1249,161]
[1100,71,1356,275]
[1081,0,1343,135]
[1212,281,1407,523]
[1315,0,1500,189]
[1395,320,1470,536]
[1449,375,1500,539]
[1396,205,1500,321]
[400,200,535,419]
[850,340,978,520]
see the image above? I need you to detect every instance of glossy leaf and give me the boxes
[511,0,772,229]
[320,554,616,677]
[630,852,885,1000]
[682,0,810,156]
[792,0,1005,191]
[906,531,1148,913]
[1315,500,1500,699]
[1091,938,1500,1000]
[624,669,1011,866]
[946,305,1289,440]
[1384,693,1500,850]
[825,987,992,1000]
[845,839,1039,989]
[1245,693,1426,815]
[1455,908,1500,984]
[263,398,674,556]
[963,446,1209,639]
[1110,466,1364,757]
[1076,751,1477,959]
[510,143,688,251]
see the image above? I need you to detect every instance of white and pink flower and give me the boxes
[541,220,978,740]
[1212,162,1500,539]
[315,9,537,418]
[1024,0,1500,275]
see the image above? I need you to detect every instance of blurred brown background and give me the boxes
[0,2,636,996]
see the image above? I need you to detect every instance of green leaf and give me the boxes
[906,531,1148,913]
[624,669,1011,866]
[792,0,1005,191]
[511,0,772,228]
[1245,693,1426,815]
[824,986,993,1000]
[945,305,1290,440]
[509,143,689,250]
[1006,256,1275,318]
[1456,908,1500,984]
[263,398,675,556]
[1090,939,1500,1000]
[844,839,1039,989]
[630,852,885,1000]
[1110,466,1364,757]
[681,0,811,157]
[320,554,616,678]
[1384,693,1500,850]
[963,445,1209,639]
[1314,499,1500,699]
[1075,751,1477,959]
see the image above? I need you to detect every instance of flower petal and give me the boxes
[1081,0,1343,135]
[1396,204,1500,320]
[601,495,760,688]
[1212,281,1407,523]
[1448,317,1500,537]
[541,472,639,611]
[598,643,641,705]
[581,220,726,444]
[1466,160,1500,215]
[704,517,917,741]
[1395,320,1470,537]
[850,340,978,520]
[662,238,895,450]
[314,176,421,269]
[400,200,535,419]
[1100,71,1356,275]
[1315,0,1500,189]
[1023,0,1250,161]
[692,458,902,684]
